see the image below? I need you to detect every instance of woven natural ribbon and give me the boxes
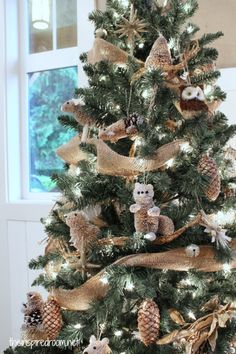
[52,240,236,311]
[56,136,186,176]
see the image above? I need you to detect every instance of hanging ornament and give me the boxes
[138,299,160,346]
[95,28,107,38]
[65,210,100,277]
[115,4,147,54]
[185,244,200,258]
[145,34,172,70]
[83,335,111,354]
[21,292,48,341]
[177,85,209,119]
[200,210,231,249]
[61,98,95,143]
[42,297,62,340]
[130,183,174,241]
[99,113,144,142]
[197,155,221,201]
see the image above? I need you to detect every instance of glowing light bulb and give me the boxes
[142,89,150,98]
[183,3,191,12]
[188,311,196,320]
[100,275,109,284]
[114,330,123,337]
[166,158,175,168]
[125,280,135,291]
[45,215,54,226]
[138,43,144,48]
[223,263,231,273]
[74,323,82,329]
[187,24,194,34]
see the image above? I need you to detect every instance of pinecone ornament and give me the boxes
[138,299,160,346]
[24,309,43,328]
[198,155,221,201]
[124,112,144,130]
[42,297,62,340]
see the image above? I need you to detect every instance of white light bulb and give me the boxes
[188,311,196,320]
[142,89,150,98]
[100,275,109,284]
[223,263,231,273]
[74,323,82,329]
[166,158,175,168]
[187,24,194,34]
[138,43,144,48]
[183,3,191,12]
[114,330,122,337]
[125,280,135,291]
[45,215,54,226]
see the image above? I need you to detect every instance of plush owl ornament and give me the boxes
[178,85,208,119]
[129,183,174,241]
[83,335,111,354]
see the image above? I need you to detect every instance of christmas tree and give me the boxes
[6,1,236,353]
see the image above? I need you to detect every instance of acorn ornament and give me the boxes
[138,299,160,346]
[198,154,221,201]
[42,297,62,340]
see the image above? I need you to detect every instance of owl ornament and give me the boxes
[175,85,208,120]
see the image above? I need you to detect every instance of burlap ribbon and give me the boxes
[52,240,236,311]
[56,136,186,176]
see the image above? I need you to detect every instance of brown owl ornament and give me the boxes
[176,85,208,119]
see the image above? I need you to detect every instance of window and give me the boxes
[19,0,95,197]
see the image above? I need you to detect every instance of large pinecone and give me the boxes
[198,155,221,201]
[42,298,62,340]
[138,299,160,346]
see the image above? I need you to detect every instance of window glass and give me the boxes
[56,0,77,49]
[28,66,78,192]
[28,0,53,53]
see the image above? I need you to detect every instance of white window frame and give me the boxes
[5,0,95,202]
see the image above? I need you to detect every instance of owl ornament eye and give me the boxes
[182,86,199,100]
[181,85,205,102]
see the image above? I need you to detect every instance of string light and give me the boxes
[138,42,144,48]
[142,89,151,98]
[187,24,194,34]
[45,215,54,226]
[183,3,191,12]
[73,185,82,198]
[100,275,109,284]
[74,323,82,329]
[125,280,135,291]
[188,311,196,320]
[166,158,175,168]
[180,142,193,153]
[223,263,232,274]
[114,330,123,337]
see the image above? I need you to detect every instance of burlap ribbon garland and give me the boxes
[52,240,236,311]
[56,137,186,176]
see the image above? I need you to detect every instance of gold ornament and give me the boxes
[138,299,160,346]
[52,239,236,311]
[197,154,221,201]
[42,297,62,340]
[115,4,147,51]
[168,308,186,325]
